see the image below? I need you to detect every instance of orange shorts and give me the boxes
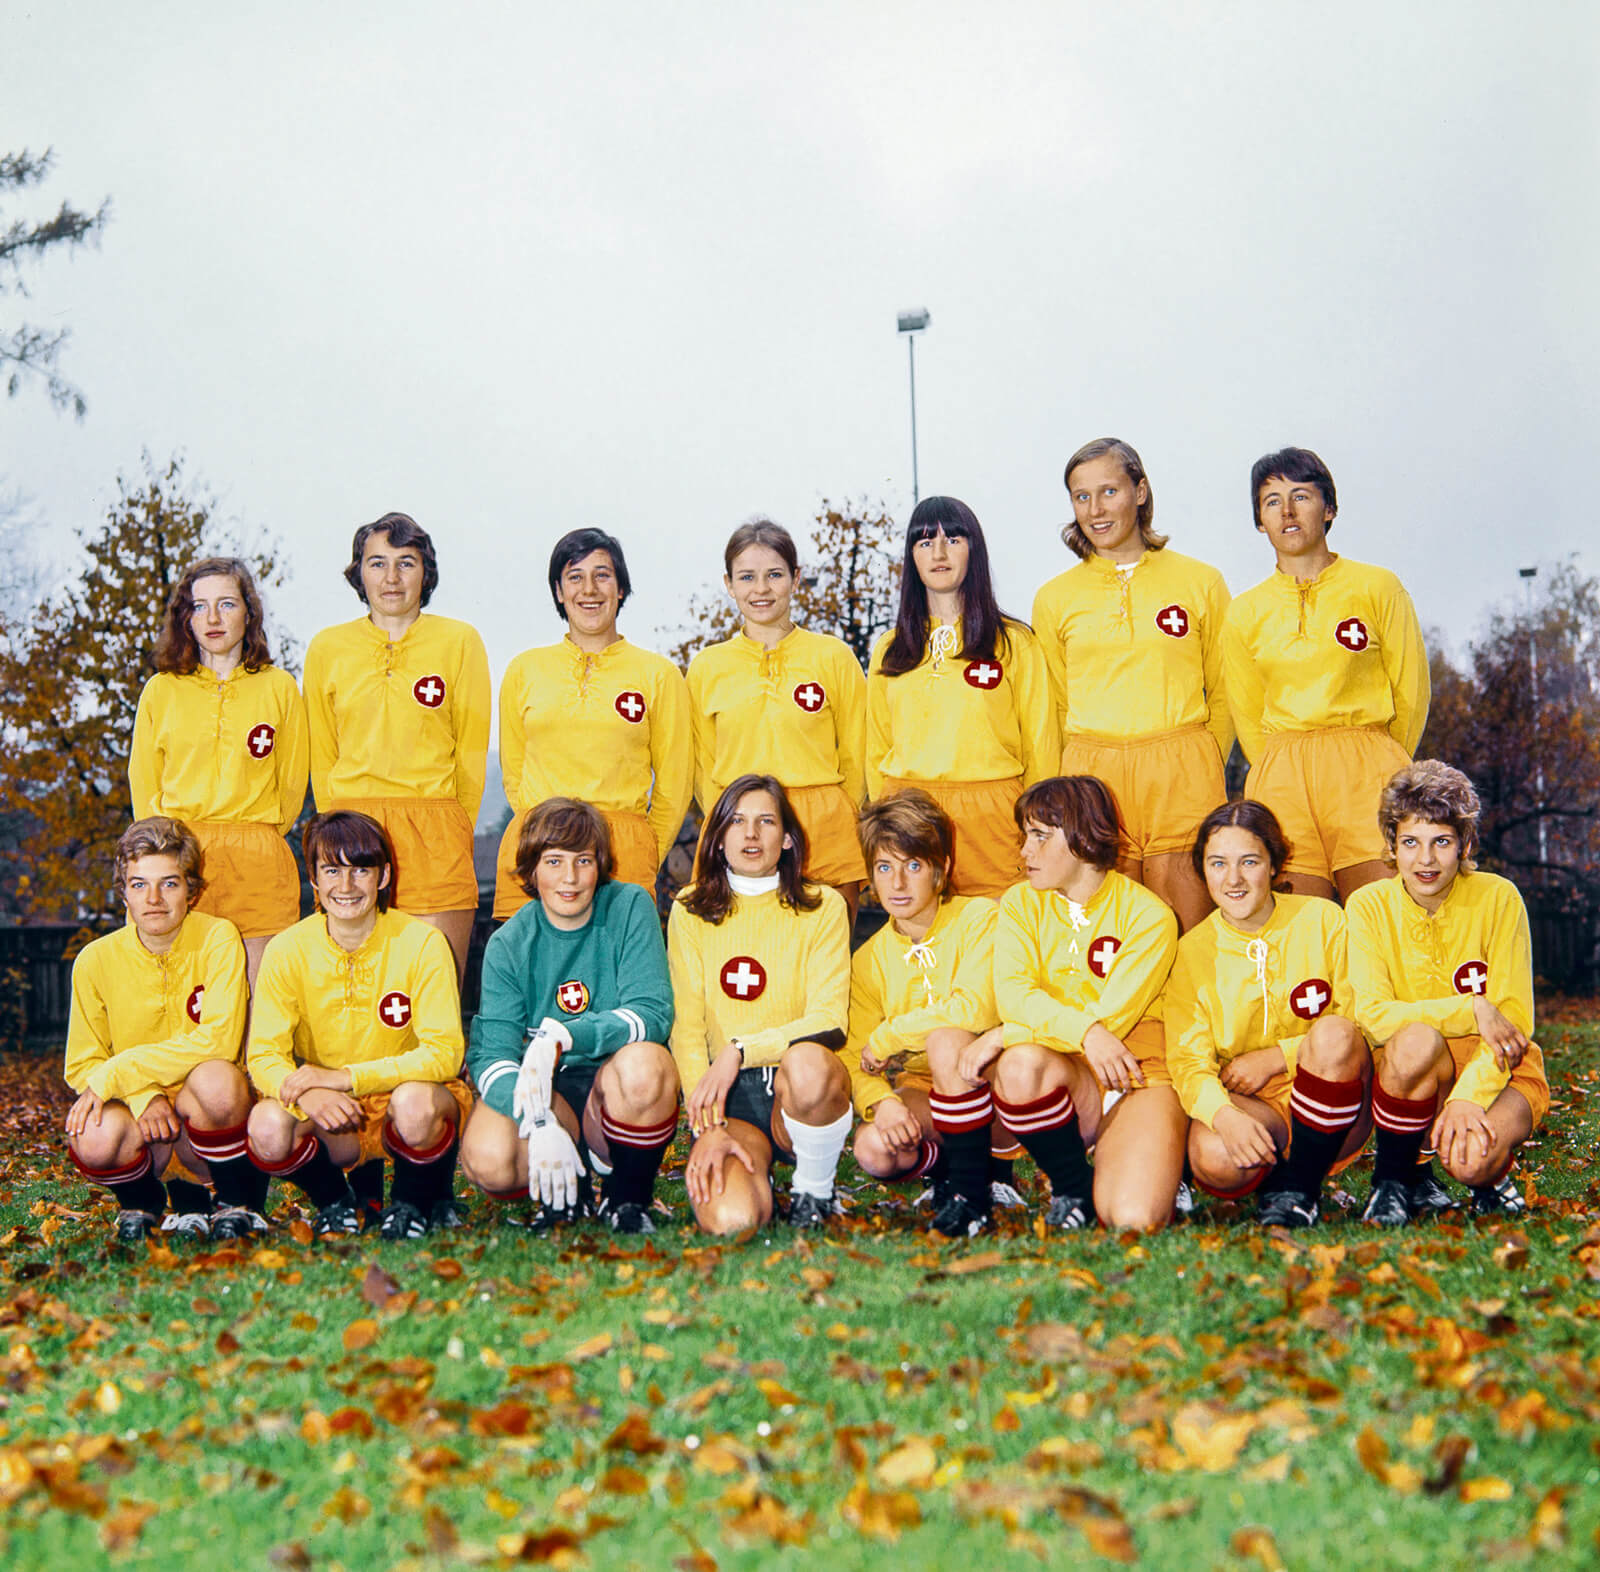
[1087,1016,1173,1095]
[788,782,866,886]
[493,806,659,920]
[331,797,479,915]
[1245,726,1412,882]
[1441,1036,1550,1129]
[1060,725,1227,862]
[190,820,301,937]
[882,776,1023,899]
[265,1080,475,1164]
[131,1076,227,1186]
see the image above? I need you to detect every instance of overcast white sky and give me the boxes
[6,2,1597,711]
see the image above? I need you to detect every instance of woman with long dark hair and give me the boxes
[866,497,1058,897]
[131,557,308,984]
[668,774,852,1234]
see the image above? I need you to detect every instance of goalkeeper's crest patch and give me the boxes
[556,979,591,1015]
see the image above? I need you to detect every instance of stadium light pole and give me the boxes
[897,308,930,503]
[1519,565,1548,869]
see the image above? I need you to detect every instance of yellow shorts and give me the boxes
[493,806,659,920]
[1246,726,1413,881]
[788,782,866,886]
[331,797,479,915]
[1443,1036,1550,1129]
[1060,725,1227,862]
[190,820,301,938]
[882,776,1023,899]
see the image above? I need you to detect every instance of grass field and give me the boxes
[1,1012,1597,1570]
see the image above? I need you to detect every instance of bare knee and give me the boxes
[1096,1189,1171,1233]
[178,1059,253,1126]
[853,1123,908,1180]
[460,1106,519,1193]
[387,1081,454,1147]
[1299,1015,1370,1080]
[693,1160,771,1236]
[601,1042,679,1118]
[990,1043,1059,1105]
[776,1042,850,1122]
[247,1100,300,1163]
[925,1028,975,1086]
[1381,1023,1447,1089]
[69,1108,139,1171]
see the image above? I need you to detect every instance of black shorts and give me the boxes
[724,1066,792,1161]
[553,1059,601,1127]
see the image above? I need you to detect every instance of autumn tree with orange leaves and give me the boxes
[661,498,901,671]
[1418,559,1600,916]
[0,455,289,922]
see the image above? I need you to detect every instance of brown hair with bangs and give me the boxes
[1378,760,1481,867]
[1014,776,1123,872]
[515,798,615,896]
[115,816,206,905]
[1190,800,1292,884]
[152,557,274,675]
[681,774,821,924]
[304,810,396,911]
[857,788,954,899]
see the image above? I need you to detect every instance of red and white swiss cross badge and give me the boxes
[412,674,447,708]
[1086,935,1120,979]
[186,985,204,1024]
[1334,617,1370,652]
[378,990,413,1028]
[1289,977,1332,1020]
[963,659,1003,690]
[721,955,767,1001]
[1154,604,1190,639]
[557,979,591,1014]
[793,681,826,713]
[614,690,646,724]
[246,723,276,758]
[1453,959,1489,996]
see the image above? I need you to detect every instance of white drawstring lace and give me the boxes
[904,939,938,1004]
[1247,937,1269,1036]
[928,623,957,670]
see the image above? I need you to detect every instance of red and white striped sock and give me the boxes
[599,1108,678,1207]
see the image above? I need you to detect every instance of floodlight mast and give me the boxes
[896,309,930,503]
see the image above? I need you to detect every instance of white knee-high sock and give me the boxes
[781,1107,853,1199]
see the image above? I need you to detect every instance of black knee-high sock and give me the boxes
[184,1119,258,1210]
[385,1123,460,1211]
[72,1148,167,1216]
[1272,1070,1365,1196]
[1371,1083,1436,1185]
[928,1085,996,1200]
[255,1136,350,1210]
[599,1108,678,1207]
[993,1086,1093,1199]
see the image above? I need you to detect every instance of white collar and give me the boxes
[728,871,781,897]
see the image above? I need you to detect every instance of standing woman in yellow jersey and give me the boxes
[493,528,692,920]
[1221,448,1429,902]
[1166,801,1372,1229]
[303,513,490,984]
[1033,439,1232,932]
[131,558,308,985]
[866,496,1058,898]
[688,519,867,917]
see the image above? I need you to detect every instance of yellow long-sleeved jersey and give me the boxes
[996,872,1177,1053]
[64,912,248,1118]
[248,908,464,1103]
[303,614,491,820]
[666,886,850,1097]
[844,895,997,1116]
[1345,871,1533,1112]
[865,620,1060,797]
[1220,555,1429,765]
[499,637,692,864]
[1163,894,1353,1129]
[130,665,310,835]
[1031,549,1233,763]
[687,628,866,812]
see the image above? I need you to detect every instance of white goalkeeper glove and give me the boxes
[512,1017,573,1139]
[525,1114,583,1211]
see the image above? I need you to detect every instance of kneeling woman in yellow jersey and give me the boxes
[867,497,1058,898]
[246,812,469,1240]
[845,790,1019,1232]
[689,519,867,918]
[1346,762,1549,1225]
[1165,801,1373,1229]
[493,529,692,919]
[669,775,853,1234]
[304,514,490,983]
[1222,448,1429,902]
[131,558,308,985]
[1033,439,1232,932]
[64,817,261,1241]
